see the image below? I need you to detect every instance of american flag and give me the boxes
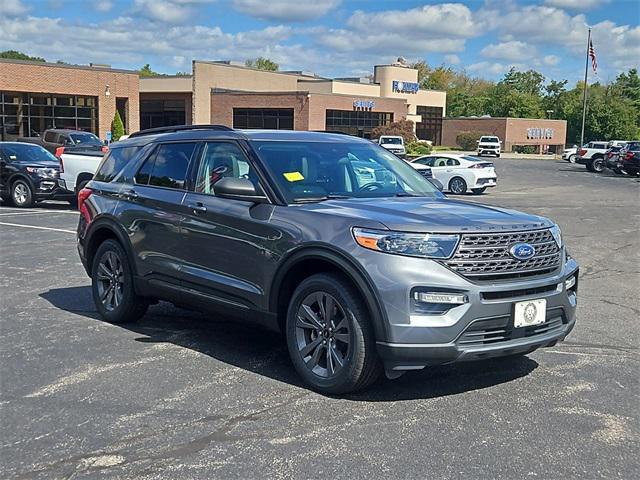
[589,40,598,74]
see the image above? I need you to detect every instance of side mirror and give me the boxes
[476,140,480,144]
[429,178,444,192]
[214,177,268,203]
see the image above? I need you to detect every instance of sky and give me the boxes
[1,0,639,85]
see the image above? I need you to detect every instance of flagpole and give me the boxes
[579,27,591,148]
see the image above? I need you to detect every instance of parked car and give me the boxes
[403,161,444,191]
[0,142,74,207]
[59,150,107,194]
[561,146,578,163]
[17,129,107,156]
[377,135,406,157]
[476,136,501,157]
[575,141,626,173]
[408,154,497,194]
[77,125,578,394]
[620,141,640,176]
[604,143,626,174]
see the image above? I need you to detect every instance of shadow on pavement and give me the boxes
[40,285,539,402]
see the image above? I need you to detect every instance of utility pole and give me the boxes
[579,28,591,148]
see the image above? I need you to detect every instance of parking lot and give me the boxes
[0,157,638,479]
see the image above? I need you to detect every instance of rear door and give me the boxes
[180,140,278,312]
[120,141,198,286]
[431,156,454,186]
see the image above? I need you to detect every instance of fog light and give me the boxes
[414,292,468,304]
[565,276,576,290]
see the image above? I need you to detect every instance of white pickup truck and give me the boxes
[575,141,627,173]
[59,150,106,194]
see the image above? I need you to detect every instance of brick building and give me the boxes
[140,60,447,142]
[442,117,567,153]
[0,59,139,141]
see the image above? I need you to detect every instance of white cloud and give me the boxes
[543,55,560,66]
[481,41,532,61]
[94,1,114,13]
[132,0,218,23]
[467,61,526,76]
[4,0,29,15]
[544,0,607,10]
[444,54,461,65]
[233,0,340,22]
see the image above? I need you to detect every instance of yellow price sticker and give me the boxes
[283,171,305,182]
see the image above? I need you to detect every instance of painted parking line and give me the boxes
[0,222,76,234]
[0,211,78,217]
[0,206,79,214]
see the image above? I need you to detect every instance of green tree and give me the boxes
[139,64,161,77]
[245,57,279,71]
[0,50,45,62]
[499,68,545,96]
[371,119,416,144]
[111,111,125,141]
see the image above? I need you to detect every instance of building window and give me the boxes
[325,109,393,138]
[140,99,186,130]
[0,91,99,141]
[415,106,443,145]
[233,108,294,130]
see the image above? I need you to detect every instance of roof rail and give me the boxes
[129,124,233,138]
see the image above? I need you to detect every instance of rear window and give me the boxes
[94,147,141,183]
[69,132,102,146]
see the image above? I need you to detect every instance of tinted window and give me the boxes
[414,157,434,166]
[94,147,140,182]
[446,158,460,166]
[44,132,58,143]
[136,142,195,189]
[69,132,102,146]
[194,142,255,195]
[0,143,57,163]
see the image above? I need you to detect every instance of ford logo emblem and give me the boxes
[510,243,536,260]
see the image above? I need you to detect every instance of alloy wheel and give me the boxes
[450,178,466,194]
[96,250,124,312]
[295,292,351,378]
[13,183,29,205]
[593,158,605,172]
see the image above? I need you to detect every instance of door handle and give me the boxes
[122,189,138,200]
[188,203,207,214]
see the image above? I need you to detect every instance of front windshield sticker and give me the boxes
[283,171,304,182]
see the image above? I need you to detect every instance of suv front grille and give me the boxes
[456,308,566,347]
[444,229,561,281]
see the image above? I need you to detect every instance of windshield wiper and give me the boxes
[292,194,352,203]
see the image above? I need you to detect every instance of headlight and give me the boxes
[353,228,459,259]
[26,167,58,177]
[550,224,562,248]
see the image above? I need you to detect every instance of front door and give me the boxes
[180,141,278,312]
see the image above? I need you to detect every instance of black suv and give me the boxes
[78,126,578,394]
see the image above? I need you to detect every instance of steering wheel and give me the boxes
[358,182,385,192]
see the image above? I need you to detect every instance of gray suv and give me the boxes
[77,126,578,394]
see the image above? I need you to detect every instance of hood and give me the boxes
[298,197,552,233]
[26,160,59,168]
[479,141,499,146]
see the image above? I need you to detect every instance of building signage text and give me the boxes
[392,80,419,94]
[353,99,375,110]
[527,127,554,139]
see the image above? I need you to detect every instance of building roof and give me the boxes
[0,58,138,74]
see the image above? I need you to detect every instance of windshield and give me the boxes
[251,140,441,203]
[69,132,102,146]
[1,143,57,163]
[480,137,499,143]
[380,137,402,144]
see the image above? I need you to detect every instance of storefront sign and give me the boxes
[527,127,554,139]
[353,99,375,110]
[392,80,419,94]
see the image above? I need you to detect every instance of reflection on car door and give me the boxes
[180,141,279,313]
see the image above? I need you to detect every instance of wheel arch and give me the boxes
[84,217,138,279]
[75,172,94,193]
[269,246,390,341]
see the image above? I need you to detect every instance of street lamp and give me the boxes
[546,109,554,119]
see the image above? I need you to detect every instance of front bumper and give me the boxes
[34,178,75,200]
[575,156,589,165]
[477,147,500,155]
[350,245,579,370]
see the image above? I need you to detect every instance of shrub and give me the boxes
[111,111,125,141]
[456,131,484,150]
[371,119,416,144]
[406,142,432,155]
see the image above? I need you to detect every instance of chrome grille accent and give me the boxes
[444,229,561,280]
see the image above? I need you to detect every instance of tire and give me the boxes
[568,154,576,163]
[495,153,500,158]
[286,273,381,394]
[448,176,468,195]
[471,187,486,195]
[591,157,605,173]
[91,239,148,324]
[11,179,34,208]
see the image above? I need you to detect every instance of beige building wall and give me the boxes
[193,61,310,125]
[139,76,192,93]
[0,59,139,139]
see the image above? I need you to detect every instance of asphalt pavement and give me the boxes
[0,158,638,479]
